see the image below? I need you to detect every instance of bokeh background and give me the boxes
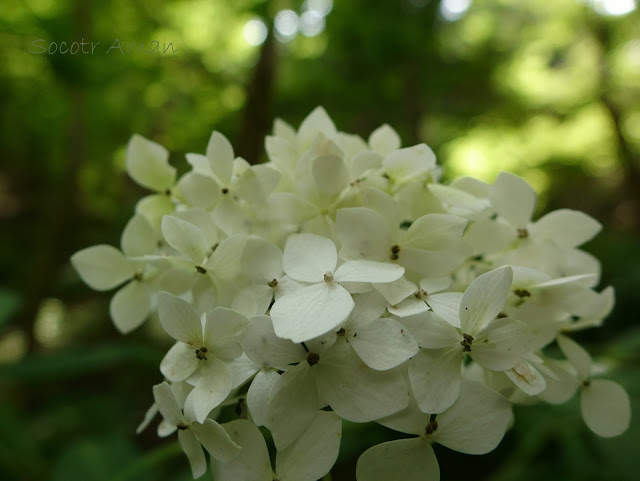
[1,0,639,480]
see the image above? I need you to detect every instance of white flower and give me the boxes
[157,292,248,423]
[153,382,241,478]
[270,233,404,342]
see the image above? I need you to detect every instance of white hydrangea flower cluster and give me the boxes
[71,107,631,481]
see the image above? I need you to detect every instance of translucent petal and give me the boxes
[186,358,234,423]
[419,277,451,294]
[463,218,514,255]
[459,266,513,334]
[136,402,158,435]
[505,359,546,396]
[399,311,460,349]
[282,234,337,283]
[350,317,418,370]
[409,348,462,413]
[351,151,383,179]
[266,135,297,172]
[191,418,241,462]
[557,335,592,381]
[227,354,260,389]
[206,131,234,186]
[387,297,430,318]
[241,315,306,368]
[204,307,248,351]
[531,209,601,248]
[152,381,185,426]
[247,369,280,427]
[472,318,534,371]
[383,144,436,184]
[297,107,337,150]
[212,196,250,236]
[277,411,342,481]
[335,260,404,284]
[315,341,409,422]
[372,276,417,305]
[267,364,319,450]
[206,234,248,281]
[161,215,209,264]
[356,438,438,481]
[369,124,401,156]
[336,207,390,261]
[176,172,220,209]
[425,292,463,328]
[135,194,175,231]
[71,245,133,291]
[313,154,349,195]
[362,187,402,231]
[537,360,579,405]
[269,192,319,224]
[242,237,283,283]
[490,172,536,227]
[109,281,150,333]
[347,291,390,327]
[178,429,206,479]
[581,379,631,438]
[160,342,199,382]
[403,214,467,251]
[126,134,175,191]
[270,283,354,343]
[157,291,203,345]
[121,214,158,257]
[212,420,273,481]
[400,246,469,278]
[433,381,513,455]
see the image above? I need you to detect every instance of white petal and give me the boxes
[161,215,209,264]
[135,194,175,231]
[335,260,404,284]
[419,277,451,294]
[277,411,342,481]
[176,172,220,209]
[282,234,337,283]
[266,135,297,172]
[399,311,460,349]
[109,281,150,333]
[186,358,234,423]
[178,429,207,479]
[234,168,269,205]
[227,354,260,389]
[136,402,159,435]
[350,317,418,370]
[383,144,436,184]
[459,266,513,334]
[241,315,306,368]
[204,307,248,351]
[267,364,319,450]
[121,214,158,257]
[400,247,468,278]
[409,348,462,414]
[191,419,241,462]
[242,237,283,283]
[157,291,203,344]
[71,245,133,291]
[212,420,273,481]
[152,381,185,426]
[531,209,601,248]
[505,359,546,396]
[160,342,200,382]
[192,274,217,315]
[490,172,536,227]
[315,341,409,422]
[557,335,592,381]
[347,291,389,327]
[581,379,631,437]
[271,283,355,343]
[403,214,467,251]
[425,292,463,328]
[433,381,512,455]
[206,235,248,281]
[362,186,402,230]
[351,151,383,179]
[372,276,417,305]
[297,107,337,150]
[336,207,390,261]
[126,134,175,191]
[206,131,234,185]
[212,196,250,236]
[369,124,401,156]
[269,192,318,224]
[471,318,534,371]
[313,154,350,195]
[247,369,280,427]
[537,359,579,404]
[356,438,438,481]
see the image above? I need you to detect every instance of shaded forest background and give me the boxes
[1,0,639,480]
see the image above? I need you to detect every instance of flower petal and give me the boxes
[178,429,207,479]
[271,283,355,343]
[185,358,234,423]
[334,260,404,284]
[336,207,391,261]
[71,245,134,291]
[121,214,159,257]
[277,411,342,481]
[369,124,401,156]
[471,317,534,371]
[426,292,462,328]
[581,379,631,438]
[126,134,175,192]
[247,369,280,427]
[242,237,283,283]
[109,281,150,333]
[557,335,592,381]
[490,172,536,227]
[282,234,337,283]
[191,418,241,462]
[207,131,234,186]
[349,317,418,370]
[161,215,209,264]
[409,347,462,414]
[459,266,513,334]
[241,315,306,368]
[356,438,438,481]
[204,307,248,351]
[152,381,185,427]
[157,291,203,344]
[531,209,601,248]
[160,342,200,382]
[313,154,350,195]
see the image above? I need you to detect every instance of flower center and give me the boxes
[324,272,334,282]
[390,244,400,260]
[306,351,320,366]
[460,333,474,352]
[195,346,208,360]
[268,278,278,288]
[517,228,529,239]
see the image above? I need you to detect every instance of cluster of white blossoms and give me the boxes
[71,107,631,481]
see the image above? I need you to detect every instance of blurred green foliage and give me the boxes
[1,0,639,480]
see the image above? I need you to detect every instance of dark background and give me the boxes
[1,1,639,480]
